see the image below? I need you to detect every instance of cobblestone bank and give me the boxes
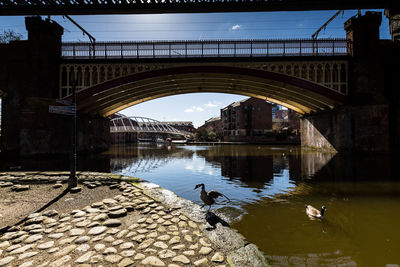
[0,172,269,267]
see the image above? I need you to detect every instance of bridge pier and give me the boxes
[301,105,390,153]
[0,17,110,156]
[301,11,400,154]
[385,9,400,42]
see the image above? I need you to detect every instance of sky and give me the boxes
[0,10,391,127]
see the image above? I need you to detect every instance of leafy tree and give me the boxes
[0,30,22,43]
[195,128,223,142]
[207,131,217,142]
[195,128,208,141]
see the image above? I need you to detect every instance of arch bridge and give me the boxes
[111,114,193,137]
[61,38,348,116]
[2,13,397,156]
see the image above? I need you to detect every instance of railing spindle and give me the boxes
[299,40,302,56]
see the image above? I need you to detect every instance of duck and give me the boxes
[305,204,326,218]
[194,184,230,210]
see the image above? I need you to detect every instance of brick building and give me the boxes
[197,117,222,133]
[271,104,300,132]
[221,97,273,141]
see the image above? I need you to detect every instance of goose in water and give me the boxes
[194,184,230,210]
[306,205,326,219]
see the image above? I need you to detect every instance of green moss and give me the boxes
[108,174,122,179]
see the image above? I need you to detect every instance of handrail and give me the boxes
[62,38,348,59]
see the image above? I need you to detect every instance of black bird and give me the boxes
[194,183,230,210]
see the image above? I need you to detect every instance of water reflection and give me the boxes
[1,144,400,266]
[108,145,304,207]
[108,144,194,174]
[104,144,400,267]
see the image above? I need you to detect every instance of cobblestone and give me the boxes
[0,172,266,267]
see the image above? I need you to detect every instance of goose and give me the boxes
[194,184,230,210]
[306,205,326,218]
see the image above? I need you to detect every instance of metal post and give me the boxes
[250,41,253,57]
[121,43,123,59]
[234,42,236,57]
[153,42,155,58]
[68,81,78,188]
[283,41,285,56]
[73,43,76,59]
[105,43,107,59]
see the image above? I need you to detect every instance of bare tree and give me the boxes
[0,30,22,43]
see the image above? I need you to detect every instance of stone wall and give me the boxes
[0,17,110,156]
[301,105,390,153]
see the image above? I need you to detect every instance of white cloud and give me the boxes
[204,101,222,108]
[231,24,241,31]
[184,106,204,113]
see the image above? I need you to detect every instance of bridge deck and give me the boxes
[0,0,394,15]
[62,39,348,60]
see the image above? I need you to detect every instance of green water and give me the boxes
[232,182,400,266]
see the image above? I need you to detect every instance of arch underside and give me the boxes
[73,66,346,117]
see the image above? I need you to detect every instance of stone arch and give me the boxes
[67,65,346,117]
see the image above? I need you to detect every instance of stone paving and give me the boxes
[0,172,268,267]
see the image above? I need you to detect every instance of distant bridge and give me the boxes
[110,114,193,137]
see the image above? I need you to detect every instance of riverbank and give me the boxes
[188,141,300,145]
[0,171,269,267]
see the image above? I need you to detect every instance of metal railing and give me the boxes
[62,39,348,60]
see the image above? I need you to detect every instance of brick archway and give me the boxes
[68,65,346,116]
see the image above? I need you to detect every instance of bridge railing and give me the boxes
[62,39,348,59]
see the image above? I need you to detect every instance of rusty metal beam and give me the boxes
[0,0,396,15]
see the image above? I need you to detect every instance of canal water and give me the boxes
[2,143,400,266]
[105,144,400,267]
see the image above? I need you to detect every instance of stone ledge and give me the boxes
[0,171,270,266]
[140,182,270,267]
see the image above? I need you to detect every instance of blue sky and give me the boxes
[1,10,391,127]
